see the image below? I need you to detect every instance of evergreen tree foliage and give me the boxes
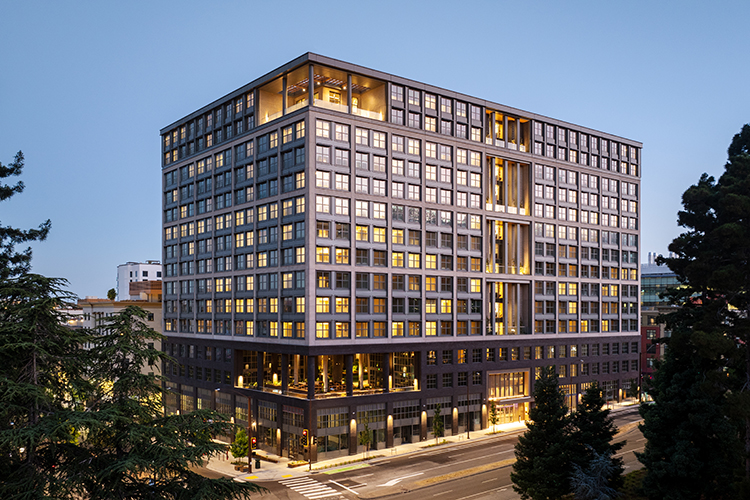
[0,274,92,500]
[571,383,624,490]
[512,366,573,500]
[0,286,262,499]
[637,124,750,499]
[0,151,51,279]
[62,306,263,499]
[570,449,620,500]
[231,428,249,460]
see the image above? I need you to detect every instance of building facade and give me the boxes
[117,261,162,300]
[640,254,679,387]
[76,296,163,376]
[160,53,642,461]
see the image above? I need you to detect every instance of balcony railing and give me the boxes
[285,99,308,114]
[314,99,349,114]
[352,107,384,121]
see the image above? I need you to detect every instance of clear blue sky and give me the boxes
[1,0,749,299]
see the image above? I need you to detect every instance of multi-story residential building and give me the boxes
[160,53,642,461]
[640,253,679,386]
[77,293,163,376]
[117,261,162,300]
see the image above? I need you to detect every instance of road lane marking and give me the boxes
[481,478,498,483]
[379,472,424,486]
[329,480,359,496]
[279,477,341,499]
[434,490,453,496]
[455,485,512,500]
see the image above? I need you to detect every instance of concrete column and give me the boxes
[383,353,390,393]
[282,76,287,114]
[281,353,289,395]
[307,355,316,400]
[347,73,353,113]
[345,354,354,397]
[256,351,263,391]
[309,64,316,105]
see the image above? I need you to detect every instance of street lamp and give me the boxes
[216,388,253,474]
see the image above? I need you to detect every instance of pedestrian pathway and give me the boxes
[279,477,343,499]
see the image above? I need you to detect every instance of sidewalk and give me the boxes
[205,401,639,483]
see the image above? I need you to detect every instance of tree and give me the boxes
[570,449,620,500]
[432,404,444,445]
[571,383,624,491]
[488,400,498,433]
[231,428,249,460]
[637,124,750,498]
[0,291,262,500]
[358,417,371,458]
[0,274,92,500]
[512,366,574,500]
[107,288,116,301]
[0,151,51,280]
[636,304,742,500]
[63,306,263,499]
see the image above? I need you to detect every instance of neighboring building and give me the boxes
[640,252,679,386]
[77,290,163,376]
[117,261,162,300]
[160,53,642,461]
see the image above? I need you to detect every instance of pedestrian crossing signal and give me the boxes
[301,429,308,446]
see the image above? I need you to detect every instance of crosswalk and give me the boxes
[279,477,343,499]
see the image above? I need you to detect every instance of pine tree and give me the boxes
[0,274,92,500]
[62,306,263,499]
[511,366,573,500]
[637,124,750,498]
[570,449,620,500]
[0,151,51,279]
[636,304,742,500]
[571,383,625,490]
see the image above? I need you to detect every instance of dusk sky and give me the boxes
[1,1,749,299]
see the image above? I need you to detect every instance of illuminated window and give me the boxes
[316,297,330,313]
[425,254,437,269]
[440,299,452,314]
[316,247,330,263]
[335,297,349,313]
[335,248,349,264]
[316,322,330,338]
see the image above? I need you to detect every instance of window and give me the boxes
[391,85,403,102]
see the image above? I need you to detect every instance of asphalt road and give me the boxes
[250,406,643,500]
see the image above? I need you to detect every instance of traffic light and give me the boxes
[250,437,257,450]
[300,429,308,446]
[311,436,317,446]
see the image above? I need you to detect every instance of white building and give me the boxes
[116,261,162,300]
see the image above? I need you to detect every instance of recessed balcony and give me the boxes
[257,64,386,126]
